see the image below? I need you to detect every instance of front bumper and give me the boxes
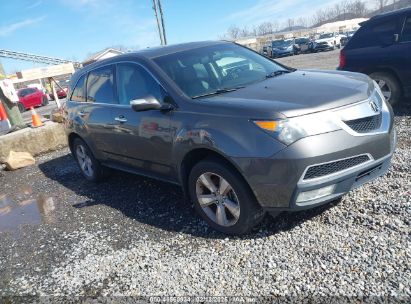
[233,126,396,211]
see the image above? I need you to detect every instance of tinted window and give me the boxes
[401,17,411,42]
[87,66,116,104]
[349,19,398,48]
[116,63,164,105]
[154,44,285,98]
[71,74,86,102]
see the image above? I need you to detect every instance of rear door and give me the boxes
[83,65,122,160]
[25,88,38,107]
[399,15,411,93]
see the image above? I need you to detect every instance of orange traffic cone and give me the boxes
[30,107,43,128]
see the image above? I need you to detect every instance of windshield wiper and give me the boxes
[192,86,245,99]
[265,70,292,78]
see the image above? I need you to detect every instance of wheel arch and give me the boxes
[179,147,257,203]
[362,67,404,91]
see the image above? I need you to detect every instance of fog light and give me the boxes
[296,184,336,203]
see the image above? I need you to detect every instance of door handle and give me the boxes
[114,116,127,123]
[78,111,87,117]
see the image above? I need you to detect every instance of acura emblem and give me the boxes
[369,101,379,113]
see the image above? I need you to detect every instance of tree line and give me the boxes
[223,0,401,39]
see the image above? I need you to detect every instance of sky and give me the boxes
[0,0,355,74]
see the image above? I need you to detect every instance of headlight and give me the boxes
[252,112,341,145]
[372,80,386,106]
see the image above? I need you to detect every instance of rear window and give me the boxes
[86,66,116,104]
[348,19,398,48]
[71,74,86,102]
[401,16,411,42]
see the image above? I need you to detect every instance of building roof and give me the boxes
[82,48,124,65]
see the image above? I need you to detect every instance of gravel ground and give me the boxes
[276,49,340,70]
[0,51,410,301]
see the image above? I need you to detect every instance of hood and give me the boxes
[200,70,374,118]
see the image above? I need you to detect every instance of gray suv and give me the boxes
[65,41,396,235]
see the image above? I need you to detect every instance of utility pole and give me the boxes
[157,0,167,45]
[152,0,167,45]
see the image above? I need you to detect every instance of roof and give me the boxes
[130,40,228,58]
[369,6,411,22]
[70,40,232,85]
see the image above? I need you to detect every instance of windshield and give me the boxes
[272,40,291,47]
[154,43,288,98]
[319,33,334,39]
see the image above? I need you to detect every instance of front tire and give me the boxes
[369,72,401,106]
[72,138,108,182]
[188,158,265,235]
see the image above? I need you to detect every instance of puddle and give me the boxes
[0,192,56,238]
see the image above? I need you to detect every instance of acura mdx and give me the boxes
[65,41,396,235]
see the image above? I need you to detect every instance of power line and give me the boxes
[0,49,82,68]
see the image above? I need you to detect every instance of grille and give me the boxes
[344,113,382,133]
[304,155,371,180]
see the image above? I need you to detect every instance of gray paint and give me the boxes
[65,41,395,211]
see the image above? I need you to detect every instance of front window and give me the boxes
[154,44,287,98]
[319,33,334,39]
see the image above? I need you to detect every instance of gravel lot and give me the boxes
[0,50,410,301]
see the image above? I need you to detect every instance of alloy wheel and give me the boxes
[195,172,240,227]
[376,79,392,101]
[76,144,94,177]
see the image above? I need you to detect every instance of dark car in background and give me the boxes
[65,41,395,235]
[270,39,296,58]
[339,8,411,105]
[340,30,357,47]
[294,37,312,54]
[17,87,48,112]
[49,87,68,100]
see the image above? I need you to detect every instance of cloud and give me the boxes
[27,0,43,9]
[0,16,46,37]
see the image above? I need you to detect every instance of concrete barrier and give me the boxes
[0,121,67,161]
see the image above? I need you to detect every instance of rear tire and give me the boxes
[72,138,108,182]
[18,103,25,113]
[369,72,401,106]
[188,158,265,235]
[41,96,49,106]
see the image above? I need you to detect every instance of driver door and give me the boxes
[110,62,175,180]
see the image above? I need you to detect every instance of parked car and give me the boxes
[270,39,295,58]
[339,8,411,105]
[49,87,68,100]
[340,30,357,47]
[294,37,312,54]
[313,32,344,51]
[66,41,396,235]
[17,87,48,112]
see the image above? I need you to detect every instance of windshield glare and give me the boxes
[154,44,286,98]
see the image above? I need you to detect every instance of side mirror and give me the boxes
[130,96,161,111]
[130,95,174,112]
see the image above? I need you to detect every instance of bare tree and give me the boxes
[286,18,295,31]
[257,22,274,35]
[226,25,241,39]
[296,16,308,28]
[373,0,389,12]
